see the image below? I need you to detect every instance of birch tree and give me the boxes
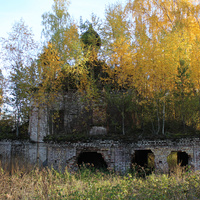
[42,0,70,56]
[0,70,4,114]
[0,19,37,137]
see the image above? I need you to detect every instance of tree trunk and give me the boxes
[16,98,19,137]
[162,101,165,135]
[122,113,125,135]
[156,99,160,135]
[199,95,200,125]
[122,97,125,135]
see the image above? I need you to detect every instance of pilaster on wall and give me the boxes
[110,146,131,173]
[29,105,48,143]
[151,148,171,172]
[193,146,200,171]
[29,106,38,142]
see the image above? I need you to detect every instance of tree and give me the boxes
[42,0,87,90]
[0,19,37,137]
[122,0,200,134]
[91,0,200,135]
[42,0,71,55]
[100,3,137,135]
[36,42,63,99]
[0,70,4,115]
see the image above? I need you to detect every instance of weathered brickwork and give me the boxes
[0,138,200,173]
[0,141,47,168]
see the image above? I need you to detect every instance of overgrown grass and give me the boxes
[0,164,200,199]
[43,130,200,143]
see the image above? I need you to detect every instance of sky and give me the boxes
[0,0,121,42]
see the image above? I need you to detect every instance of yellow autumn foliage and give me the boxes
[102,0,200,99]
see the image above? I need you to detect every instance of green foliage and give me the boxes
[0,19,37,137]
[0,118,13,136]
[105,89,138,135]
[0,117,29,140]
[60,66,77,91]
[42,0,70,51]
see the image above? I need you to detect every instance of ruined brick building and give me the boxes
[25,92,200,173]
[23,25,200,173]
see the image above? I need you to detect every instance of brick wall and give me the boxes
[1,138,200,173]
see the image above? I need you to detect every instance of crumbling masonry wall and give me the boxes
[1,138,200,173]
[47,138,200,173]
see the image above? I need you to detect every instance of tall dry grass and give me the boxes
[0,162,200,199]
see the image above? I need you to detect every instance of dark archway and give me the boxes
[167,151,189,169]
[77,152,108,170]
[178,151,189,166]
[131,150,155,169]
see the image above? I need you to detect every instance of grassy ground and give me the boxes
[0,164,200,200]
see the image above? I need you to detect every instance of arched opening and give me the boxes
[131,150,155,173]
[178,152,189,166]
[77,152,108,170]
[167,151,189,170]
